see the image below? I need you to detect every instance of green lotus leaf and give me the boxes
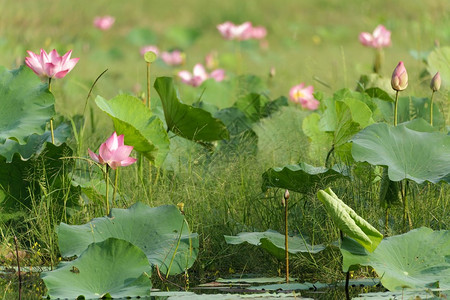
[0,66,55,144]
[232,93,288,123]
[351,122,450,183]
[58,203,199,275]
[317,188,383,252]
[0,123,70,162]
[341,227,450,290]
[365,87,395,103]
[262,162,349,194]
[42,238,152,299]
[224,230,326,260]
[154,77,229,142]
[302,112,333,163]
[95,94,169,166]
[0,143,74,213]
[427,46,449,90]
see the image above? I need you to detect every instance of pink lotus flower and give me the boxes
[391,61,408,91]
[178,64,225,87]
[217,21,253,40]
[205,51,219,70]
[359,25,391,48]
[25,49,79,79]
[289,83,319,110]
[250,26,267,39]
[140,45,159,57]
[93,16,115,30]
[88,132,137,170]
[161,50,185,66]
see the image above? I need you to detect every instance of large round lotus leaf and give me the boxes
[58,203,199,276]
[95,94,169,166]
[224,230,326,260]
[154,77,229,142]
[341,227,450,290]
[0,123,70,162]
[262,162,349,194]
[0,66,55,144]
[427,46,449,90]
[42,238,152,299]
[351,122,450,183]
[318,188,383,252]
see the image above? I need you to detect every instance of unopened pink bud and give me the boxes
[391,61,408,91]
[430,72,441,92]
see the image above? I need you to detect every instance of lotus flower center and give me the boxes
[294,90,305,99]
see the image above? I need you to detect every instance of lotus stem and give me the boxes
[384,207,389,234]
[14,236,22,300]
[48,77,55,144]
[373,48,383,74]
[345,269,350,300]
[112,168,119,208]
[283,190,290,283]
[430,90,435,126]
[105,165,110,215]
[146,62,151,109]
[166,219,185,279]
[400,180,412,232]
[394,90,399,126]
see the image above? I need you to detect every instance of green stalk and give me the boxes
[283,190,289,283]
[105,165,110,215]
[112,168,119,208]
[48,77,55,144]
[430,90,435,126]
[146,62,151,109]
[373,48,383,74]
[394,90,399,126]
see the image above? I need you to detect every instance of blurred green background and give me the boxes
[0,0,448,113]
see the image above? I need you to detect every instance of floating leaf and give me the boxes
[351,122,450,183]
[0,66,55,144]
[58,203,198,275]
[318,188,383,252]
[341,227,450,290]
[95,94,169,166]
[154,77,229,142]
[42,238,152,299]
[262,163,349,194]
[225,230,326,260]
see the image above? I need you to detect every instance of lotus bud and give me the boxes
[177,202,185,214]
[391,61,408,91]
[430,72,441,92]
[282,189,290,207]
